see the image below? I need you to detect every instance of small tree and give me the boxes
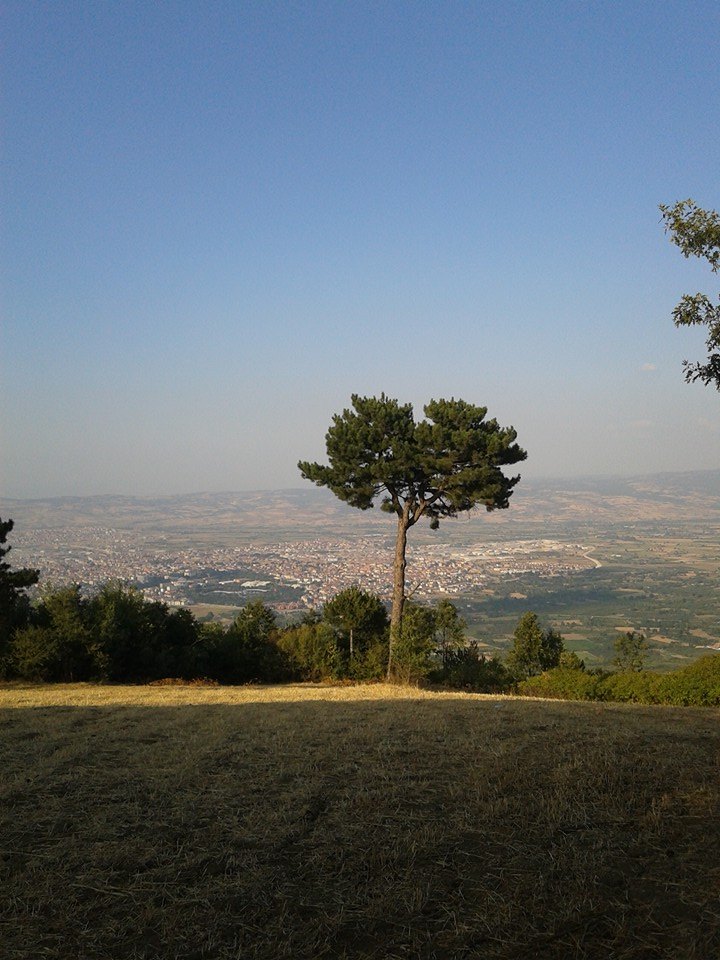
[559,649,586,671]
[0,518,39,651]
[442,642,511,692]
[10,584,99,682]
[506,612,565,680]
[210,600,288,683]
[37,584,95,681]
[277,621,341,681]
[433,599,466,670]
[392,602,436,685]
[90,582,156,680]
[613,631,648,673]
[660,198,720,388]
[322,586,388,663]
[299,395,526,678]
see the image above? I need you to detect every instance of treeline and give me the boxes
[0,581,508,688]
[5,581,720,705]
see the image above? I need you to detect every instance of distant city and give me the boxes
[12,524,597,613]
[4,472,719,665]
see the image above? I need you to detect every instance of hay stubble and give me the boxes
[1,684,718,958]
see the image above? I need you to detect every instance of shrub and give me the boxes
[392,603,436,684]
[518,668,601,701]
[13,585,99,681]
[7,625,58,681]
[661,655,720,706]
[277,622,341,681]
[438,642,512,692]
[559,650,585,671]
[612,631,648,672]
[349,638,389,681]
[518,656,720,707]
[206,601,290,683]
[596,671,666,704]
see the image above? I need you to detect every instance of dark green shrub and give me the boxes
[277,622,341,681]
[612,631,649,672]
[10,585,99,681]
[0,518,39,656]
[518,668,601,701]
[661,655,720,705]
[597,671,666,704]
[391,603,436,684]
[90,583,158,680]
[439,642,512,692]
[7,625,58,680]
[207,601,290,683]
[559,650,585,670]
[349,638,389,681]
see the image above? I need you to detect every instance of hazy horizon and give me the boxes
[3,2,719,499]
[2,465,718,505]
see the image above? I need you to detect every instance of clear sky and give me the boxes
[3,0,719,498]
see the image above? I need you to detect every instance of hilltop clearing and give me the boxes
[2,683,718,959]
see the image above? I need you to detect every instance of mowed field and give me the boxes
[1,684,719,959]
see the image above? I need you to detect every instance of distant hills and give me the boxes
[2,469,719,540]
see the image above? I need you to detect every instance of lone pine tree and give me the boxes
[299,394,526,678]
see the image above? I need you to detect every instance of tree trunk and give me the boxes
[387,509,410,679]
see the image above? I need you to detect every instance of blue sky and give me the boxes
[3,0,719,497]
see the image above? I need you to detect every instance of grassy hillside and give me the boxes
[2,684,719,959]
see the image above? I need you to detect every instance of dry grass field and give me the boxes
[1,683,719,959]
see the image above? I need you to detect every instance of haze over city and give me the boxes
[3,1,719,498]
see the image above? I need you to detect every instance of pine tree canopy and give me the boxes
[298,394,527,529]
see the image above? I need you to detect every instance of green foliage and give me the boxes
[208,600,289,683]
[277,621,341,681]
[91,583,164,680]
[6,581,207,683]
[39,584,96,681]
[278,588,388,683]
[428,601,511,691]
[0,518,39,670]
[613,631,648,673]
[322,586,388,663]
[433,599,466,669]
[559,650,585,671]
[660,198,720,388]
[350,637,390,681]
[7,625,58,681]
[518,668,602,701]
[519,656,720,706]
[9,585,96,681]
[156,607,202,679]
[598,671,665,704]
[439,642,512,692]
[299,394,526,527]
[391,602,436,684]
[661,655,720,706]
[505,612,565,680]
